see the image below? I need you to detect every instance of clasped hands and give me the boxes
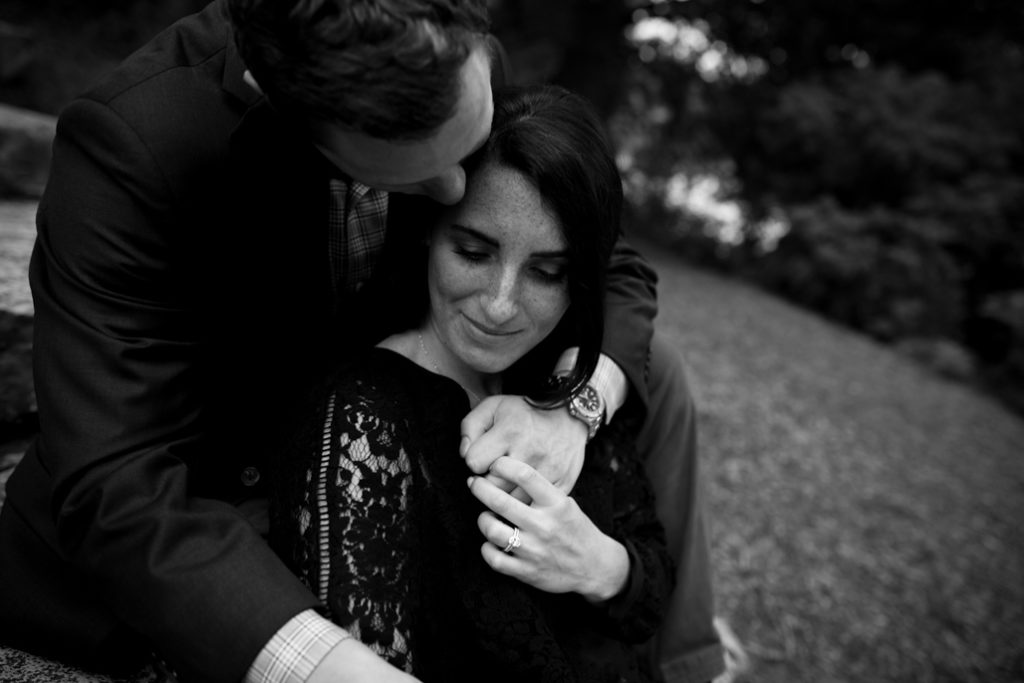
[460,395,629,602]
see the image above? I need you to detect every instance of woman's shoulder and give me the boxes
[319,348,468,470]
[328,346,425,394]
[325,346,464,417]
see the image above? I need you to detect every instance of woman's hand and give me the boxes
[467,456,630,603]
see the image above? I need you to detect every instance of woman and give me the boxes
[272,85,674,682]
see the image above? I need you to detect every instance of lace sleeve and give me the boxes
[270,362,421,672]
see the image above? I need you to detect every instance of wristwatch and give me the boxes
[568,383,605,441]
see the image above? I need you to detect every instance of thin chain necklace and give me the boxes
[417,331,483,405]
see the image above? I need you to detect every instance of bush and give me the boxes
[752,199,966,342]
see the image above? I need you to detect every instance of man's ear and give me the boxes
[242,69,264,95]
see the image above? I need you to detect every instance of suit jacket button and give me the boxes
[240,466,261,487]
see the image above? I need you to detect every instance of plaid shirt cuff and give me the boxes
[554,348,629,423]
[246,610,351,683]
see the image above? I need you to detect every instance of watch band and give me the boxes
[567,382,605,441]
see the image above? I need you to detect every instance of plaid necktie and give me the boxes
[328,177,388,296]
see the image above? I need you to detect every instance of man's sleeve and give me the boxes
[247,611,351,683]
[587,430,675,645]
[601,237,659,408]
[31,97,318,682]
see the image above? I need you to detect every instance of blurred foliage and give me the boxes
[756,199,966,342]
[489,0,634,118]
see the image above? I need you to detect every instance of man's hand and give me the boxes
[308,637,420,683]
[460,395,587,497]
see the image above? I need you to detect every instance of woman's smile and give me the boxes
[464,314,520,339]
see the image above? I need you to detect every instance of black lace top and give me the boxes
[270,349,674,682]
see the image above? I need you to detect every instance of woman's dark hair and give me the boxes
[229,0,489,139]
[372,84,623,405]
[465,84,623,406]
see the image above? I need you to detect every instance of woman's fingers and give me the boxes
[480,538,529,575]
[467,469,533,526]
[485,456,562,507]
[476,511,531,578]
[477,511,522,553]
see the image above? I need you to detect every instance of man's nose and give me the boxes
[423,166,466,205]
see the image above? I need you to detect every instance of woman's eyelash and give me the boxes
[455,247,488,261]
[452,243,567,283]
[533,266,568,283]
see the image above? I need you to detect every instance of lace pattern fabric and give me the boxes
[299,386,416,671]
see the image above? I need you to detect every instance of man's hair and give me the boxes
[467,84,623,406]
[228,0,489,139]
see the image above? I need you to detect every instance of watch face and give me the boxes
[573,385,602,418]
[577,387,598,413]
[568,383,603,440]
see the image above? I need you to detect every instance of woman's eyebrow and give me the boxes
[449,224,569,259]
[531,248,570,260]
[450,224,498,247]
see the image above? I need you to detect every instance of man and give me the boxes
[0,0,722,681]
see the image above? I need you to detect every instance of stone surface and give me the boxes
[0,310,34,430]
[0,199,35,315]
[0,451,23,514]
[0,103,55,199]
[0,22,36,83]
[0,200,36,452]
[0,645,160,683]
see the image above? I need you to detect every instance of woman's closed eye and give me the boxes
[530,263,568,284]
[454,246,491,263]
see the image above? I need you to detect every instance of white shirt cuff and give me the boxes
[554,348,629,423]
[246,610,351,683]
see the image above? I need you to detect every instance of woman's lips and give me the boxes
[465,315,518,339]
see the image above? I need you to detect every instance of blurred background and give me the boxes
[1,1,1023,681]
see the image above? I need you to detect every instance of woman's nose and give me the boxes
[423,166,466,205]
[483,270,519,324]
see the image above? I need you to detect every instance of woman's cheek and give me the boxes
[433,253,477,300]
[526,285,570,333]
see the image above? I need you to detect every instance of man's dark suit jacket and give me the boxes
[0,2,658,681]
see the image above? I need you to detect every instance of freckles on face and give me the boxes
[427,164,570,375]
